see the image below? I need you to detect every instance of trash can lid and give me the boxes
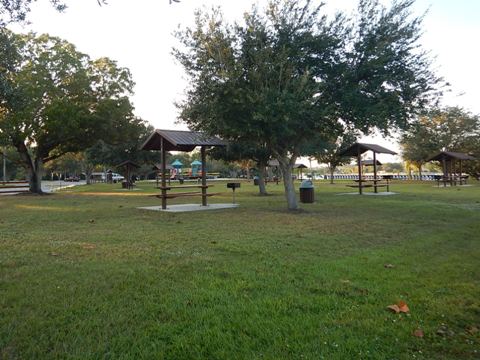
[299,180,314,189]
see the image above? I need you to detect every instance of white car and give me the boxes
[91,172,125,183]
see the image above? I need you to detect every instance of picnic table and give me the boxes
[347,177,391,193]
[155,184,220,199]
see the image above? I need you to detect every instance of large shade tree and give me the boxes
[210,141,272,195]
[0,30,137,193]
[400,118,438,178]
[310,130,358,184]
[174,0,442,210]
[401,107,480,177]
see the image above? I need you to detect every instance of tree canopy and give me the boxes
[0,0,108,25]
[0,30,139,192]
[400,107,480,176]
[174,0,442,209]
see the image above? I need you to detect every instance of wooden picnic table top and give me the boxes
[353,178,385,182]
[157,184,212,190]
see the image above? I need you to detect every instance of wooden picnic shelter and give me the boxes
[340,143,397,194]
[426,151,476,187]
[141,129,226,209]
[293,163,308,180]
[117,160,140,189]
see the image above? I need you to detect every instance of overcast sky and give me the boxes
[8,0,480,162]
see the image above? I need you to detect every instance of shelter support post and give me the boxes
[450,160,454,186]
[373,152,378,193]
[357,149,363,195]
[442,157,447,187]
[161,138,167,209]
[201,146,207,206]
[460,160,463,185]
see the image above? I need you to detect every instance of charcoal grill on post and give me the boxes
[227,182,240,204]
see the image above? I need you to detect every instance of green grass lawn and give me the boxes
[1,180,479,359]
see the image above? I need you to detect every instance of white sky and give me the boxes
[8,0,480,164]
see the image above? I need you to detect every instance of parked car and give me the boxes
[65,176,80,182]
[92,172,125,183]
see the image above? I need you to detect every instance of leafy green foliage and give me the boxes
[0,30,138,192]
[174,0,442,209]
[307,130,358,181]
[400,107,480,176]
[0,0,107,25]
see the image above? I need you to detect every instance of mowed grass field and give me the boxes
[1,180,479,359]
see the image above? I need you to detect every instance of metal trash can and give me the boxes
[299,180,314,203]
[253,176,259,186]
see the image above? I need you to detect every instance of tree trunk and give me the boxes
[28,158,43,193]
[257,163,268,196]
[329,166,335,184]
[277,155,298,210]
[85,168,93,185]
[15,141,44,194]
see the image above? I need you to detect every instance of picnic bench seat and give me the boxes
[155,191,221,199]
[347,178,391,193]
[155,184,221,203]
[0,181,30,194]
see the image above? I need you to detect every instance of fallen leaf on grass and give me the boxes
[49,252,59,256]
[398,301,410,313]
[88,219,95,223]
[387,301,410,313]
[384,263,395,269]
[387,304,401,313]
[81,243,96,250]
[413,329,424,338]
[466,326,478,335]
[436,325,455,337]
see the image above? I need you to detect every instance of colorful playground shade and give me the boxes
[171,160,183,168]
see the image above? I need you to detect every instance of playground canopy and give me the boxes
[141,129,226,209]
[171,159,183,168]
[339,143,397,194]
[191,160,202,166]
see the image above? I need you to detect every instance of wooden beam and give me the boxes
[373,151,378,193]
[201,146,207,206]
[357,148,363,195]
[161,137,167,209]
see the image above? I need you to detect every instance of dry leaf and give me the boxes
[81,243,96,249]
[413,329,424,338]
[398,301,410,313]
[88,219,95,223]
[466,326,479,335]
[387,300,409,314]
[384,263,395,269]
[49,252,59,256]
[387,304,400,313]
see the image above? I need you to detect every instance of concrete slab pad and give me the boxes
[138,203,239,213]
[337,192,398,196]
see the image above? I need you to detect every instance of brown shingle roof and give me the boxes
[340,143,397,157]
[141,129,226,152]
[427,151,476,162]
